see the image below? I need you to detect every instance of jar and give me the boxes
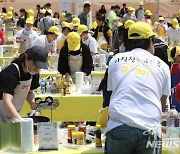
[67,125,76,143]
[77,132,84,145]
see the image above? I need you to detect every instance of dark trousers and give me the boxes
[105,124,162,154]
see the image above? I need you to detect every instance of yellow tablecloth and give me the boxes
[21,94,103,122]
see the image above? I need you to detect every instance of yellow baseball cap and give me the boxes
[26,18,33,24]
[27,9,34,17]
[1,13,7,18]
[61,12,66,22]
[159,17,164,21]
[131,8,135,14]
[153,22,158,29]
[6,11,13,19]
[67,32,81,51]
[77,24,88,35]
[8,7,13,12]
[48,26,61,36]
[171,18,179,28]
[62,22,73,30]
[47,9,52,15]
[72,18,80,27]
[128,7,133,11]
[128,21,154,39]
[174,46,180,58]
[40,9,46,14]
[178,10,180,16]
[145,10,152,16]
[124,20,135,29]
[139,1,143,6]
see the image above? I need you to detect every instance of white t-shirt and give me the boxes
[32,35,56,53]
[83,35,98,54]
[166,27,180,46]
[106,48,171,137]
[16,28,39,52]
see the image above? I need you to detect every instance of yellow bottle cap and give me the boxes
[72,132,77,137]
[96,125,101,130]
[67,125,76,129]
[77,132,84,137]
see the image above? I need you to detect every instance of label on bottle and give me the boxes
[96,138,102,147]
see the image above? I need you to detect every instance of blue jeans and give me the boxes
[105,124,162,154]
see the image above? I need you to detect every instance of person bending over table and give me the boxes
[0,46,48,123]
[57,32,93,80]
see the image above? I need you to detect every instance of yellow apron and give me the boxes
[97,27,108,50]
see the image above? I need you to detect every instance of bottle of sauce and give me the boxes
[67,125,75,143]
[96,125,102,147]
[77,132,84,145]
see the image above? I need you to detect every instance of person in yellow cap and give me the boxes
[27,9,35,19]
[123,20,135,51]
[77,24,98,56]
[166,18,180,47]
[170,46,180,112]
[156,16,168,39]
[122,7,137,23]
[8,7,13,13]
[56,22,73,52]
[34,8,46,29]
[135,1,146,21]
[16,18,39,52]
[4,11,15,44]
[142,10,152,26]
[105,21,171,154]
[39,10,55,35]
[32,26,60,53]
[72,17,80,32]
[58,32,93,80]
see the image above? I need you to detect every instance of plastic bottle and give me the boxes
[77,132,84,145]
[78,122,86,141]
[52,52,59,71]
[40,79,46,94]
[96,125,102,147]
[166,105,179,138]
[46,82,51,94]
[50,77,56,94]
[72,132,77,144]
[67,125,76,144]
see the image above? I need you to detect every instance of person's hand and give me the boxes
[31,103,37,110]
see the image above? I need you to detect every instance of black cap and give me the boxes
[26,46,48,69]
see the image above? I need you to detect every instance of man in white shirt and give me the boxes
[32,26,60,53]
[166,18,180,47]
[16,18,39,53]
[77,24,98,56]
[105,22,171,154]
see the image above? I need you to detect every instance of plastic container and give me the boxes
[96,125,102,147]
[166,105,179,138]
[77,132,84,145]
[67,125,76,143]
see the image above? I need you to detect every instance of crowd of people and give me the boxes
[0,1,180,153]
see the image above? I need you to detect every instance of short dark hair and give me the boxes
[20,8,25,13]
[46,3,51,7]
[170,47,176,59]
[128,36,154,51]
[114,5,120,9]
[62,27,72,33]
[37,5,40,8]
[96,15,105,22]
[84,3,91,8]
[111,6,114,10]
[123,3,126,6]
